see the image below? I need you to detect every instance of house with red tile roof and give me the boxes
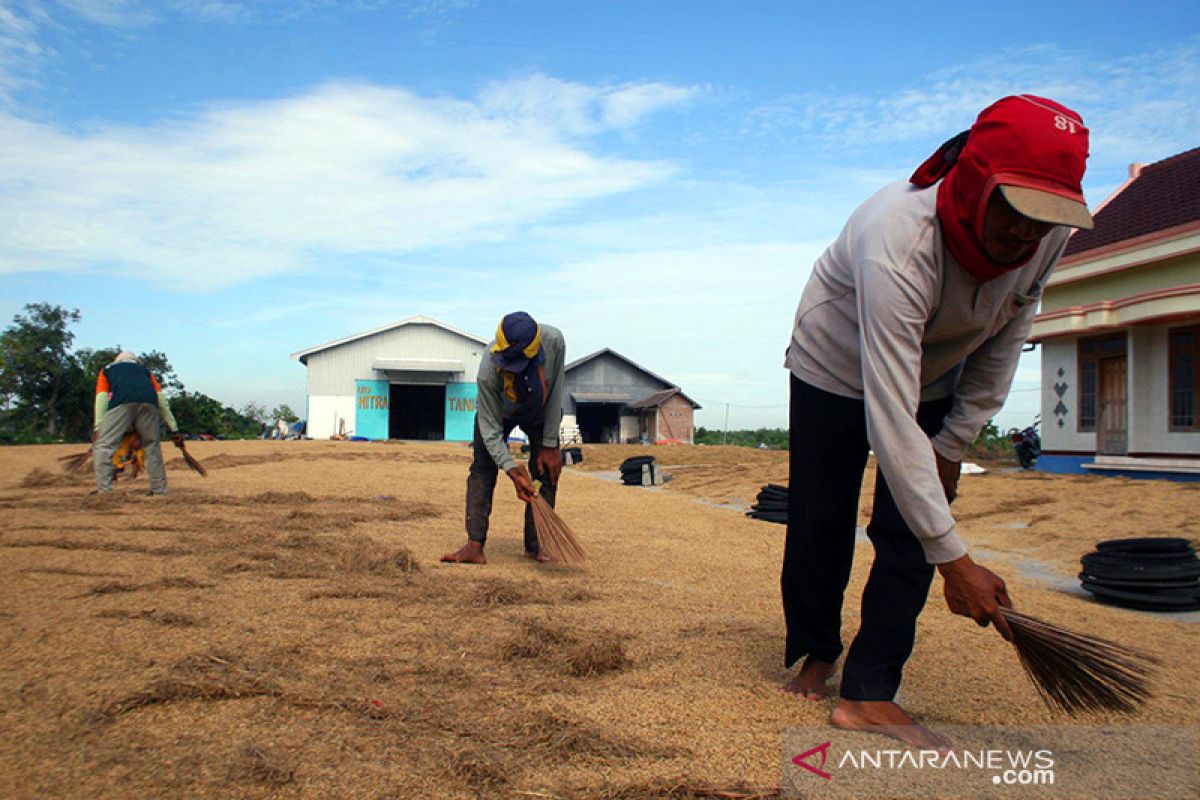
[1029,147,1200,480]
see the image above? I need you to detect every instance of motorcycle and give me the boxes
[1009,416,1042,469]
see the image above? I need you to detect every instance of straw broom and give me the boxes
[999,607,1157,714]
[529,480,585,565]
[174,438,208,477]
[60,438,207,477]
[59,450,92,472]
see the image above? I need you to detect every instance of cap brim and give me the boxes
[1000,185,1094,230]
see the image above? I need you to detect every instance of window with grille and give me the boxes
[1169,326,1199,431]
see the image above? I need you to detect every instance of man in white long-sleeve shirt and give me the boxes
[781,95,1094,749]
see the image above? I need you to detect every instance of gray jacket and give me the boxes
[476,324,566,472]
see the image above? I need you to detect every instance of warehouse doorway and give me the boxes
[389,384,445,440]
[576,402,622,443]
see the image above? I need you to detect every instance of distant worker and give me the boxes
[781,95,1093,749]
[93,351,183,495]
[442,312,565,565]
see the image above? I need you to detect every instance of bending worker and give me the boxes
[781,95,1094,749]
[442,312,565,565]
[93,351,183,495]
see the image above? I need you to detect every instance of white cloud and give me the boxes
[478,74,700,136]
[600,83,700,128]
[168,1,248,23]
[0,1,51,104]
[0,78,692,289]
[55,0,155,27]
[743,40,1200,165]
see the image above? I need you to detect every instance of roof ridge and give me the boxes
[1144,145,1200,173]
[1064,144,1200,258]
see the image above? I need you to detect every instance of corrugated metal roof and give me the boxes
[627,387,702,410]
[373,358,464,372]
[565,347,676,388]
[291,315,486,364]
[571,392,634,404]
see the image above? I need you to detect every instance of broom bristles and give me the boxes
[177,442,208,477]
[529,494,585,565]
[1000,607,1157,715]
[58,450,93,472]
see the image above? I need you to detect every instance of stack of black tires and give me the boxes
[1079,537,1200,612]
[746,483,788,524]
[619,455,657,486]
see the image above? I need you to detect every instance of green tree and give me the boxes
[0,303,243,443]
[240,402,268,423]
[967,418,1014,460]
[173,391,260,438]
[694,426,789,449]
[137,350,182,394]
[272,404,299,424]
[0,304,81,438]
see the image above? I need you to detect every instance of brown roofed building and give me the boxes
[1029,147,1200,480]
[562,349,701,444]
[626,387,701,445]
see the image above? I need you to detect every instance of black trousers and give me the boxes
[782,375,952,701]
[465,418,557,553]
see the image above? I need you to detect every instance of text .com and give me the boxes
[993,768,1055,786]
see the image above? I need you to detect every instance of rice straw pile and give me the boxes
[1000,607,1158,714]
[529,491,585,565]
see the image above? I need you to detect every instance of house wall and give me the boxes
[1041,254,1197,312]
[619,415,641,443]
[1130,322,1200,456]
[639,410,656,443]
[1039,323,1200,473]
[301,323,485,440]
[304,323,484,396]
[307,395,358,440]
[655,394,695,443]
[1039,336,1095,458]
[562,353,670,416]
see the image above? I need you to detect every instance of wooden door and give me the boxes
[1097,356,1127,455]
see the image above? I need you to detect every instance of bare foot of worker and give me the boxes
[441,541,486,564]
[524,551,551,563]
[831,699,952,752]
[782,657,836,700]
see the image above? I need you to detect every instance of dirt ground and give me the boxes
[0,439,1197,799]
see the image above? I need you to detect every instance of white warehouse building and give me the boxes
[291,316,487,441]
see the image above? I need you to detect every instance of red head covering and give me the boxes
[911,95,1092,281]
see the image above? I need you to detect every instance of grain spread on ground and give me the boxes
[0,440,1197,798]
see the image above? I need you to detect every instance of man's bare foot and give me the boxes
[441,541,486,564]
[782,657,836,700]
[524,551,551,563]
[831,699,952,752]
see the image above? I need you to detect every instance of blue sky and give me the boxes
[2,1,1197,431]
